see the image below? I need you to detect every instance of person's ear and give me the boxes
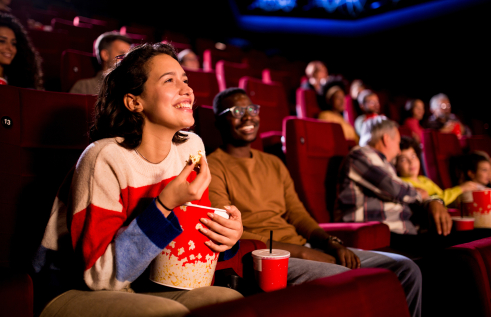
[100,49,110,63]
[467,170,476,180]
[124,93,144,113]
[381,133,388,147]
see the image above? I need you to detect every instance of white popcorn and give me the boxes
[178,247,185,256]
[188,240,195,250]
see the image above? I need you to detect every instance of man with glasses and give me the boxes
[207,87,422,317]
[426,93,469,137]
[354,89,382,137]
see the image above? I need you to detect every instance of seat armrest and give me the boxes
[0,269,33,317]
[319,222,391,250]
[216,239,267,277]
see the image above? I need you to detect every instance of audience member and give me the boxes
[0,12,42,88]
[0,0,10,12]
[348,79,365,116]
[301,60,327,94]
[425,93,470,138]
[461,152,491,204]
[335,116,452,236]
[354,89,381,136]
[69,31,132,94]
[402,99,425,143]
[318,82,359,143]
[33,43,243,317]
[208,87,422,317]
[396,136,479,206]
[178,48,200,70]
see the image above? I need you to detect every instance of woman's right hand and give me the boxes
[460,181,480,193]
[157,158,211,216]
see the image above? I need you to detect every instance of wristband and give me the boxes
[156,196,173,212]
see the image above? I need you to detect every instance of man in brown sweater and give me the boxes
[207,88,422,317]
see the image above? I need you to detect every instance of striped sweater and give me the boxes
[33,132,237,298]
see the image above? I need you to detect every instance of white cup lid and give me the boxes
[252,249,290,259]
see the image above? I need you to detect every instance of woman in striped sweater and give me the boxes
[34,43,243,317]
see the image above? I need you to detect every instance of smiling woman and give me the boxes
[33,43,244,317]
[0,12,42,88]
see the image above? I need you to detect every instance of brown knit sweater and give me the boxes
[208,148,321,245]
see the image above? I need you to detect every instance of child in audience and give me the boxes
[318,81,359,143]
[463,152,491,188]
[396,136,479,206]
[178,49,200,70]
[33,43,243,317]
[0,12,43,89]
[402,99,425,143]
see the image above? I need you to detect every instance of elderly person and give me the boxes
[425,93,470,137]
[354,89,381,136]
[70,32,132,94]
[335,116,452,236]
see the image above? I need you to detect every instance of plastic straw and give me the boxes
[270,230,273,253]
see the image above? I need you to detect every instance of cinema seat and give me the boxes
[467,135,491,157]
[51,18,99,52]
[422,129,462,189]
[203,48,244,71]
[184,69,220,107]
[424,237,491,317]
[296,88,320,119]
[262,69,297,115]
[343,95,356,126]
[60,49,99,92]
[190,268,410,317]
[216,61,262,91]
[284,117,390,250]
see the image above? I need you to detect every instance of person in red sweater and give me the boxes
[402,99,425,143]
[33,43,243,317]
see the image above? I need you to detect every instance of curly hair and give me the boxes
[0,12,43,89]
[89,42,188,149]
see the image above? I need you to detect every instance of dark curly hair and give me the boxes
[89,42,189,149]
[399,136,422,159]
[0,12,43,89]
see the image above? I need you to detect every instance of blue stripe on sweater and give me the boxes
[114,199,182,282]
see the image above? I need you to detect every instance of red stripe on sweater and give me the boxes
[70,170,211,271]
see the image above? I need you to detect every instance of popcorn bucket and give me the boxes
[149,204,229,289]
[462,190,491,228]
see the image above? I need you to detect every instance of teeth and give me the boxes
[238,125,254,130]
[174,103,192,109]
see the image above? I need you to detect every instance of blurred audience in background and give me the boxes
[0,12,43,89]
[425,93,471,138]
[70,31,132,94]
[354,89,381,136]
[178,48,200,70]
[301,60,328,94]
[318,81,359,143]
[396,136,478,206]
[348,79,365,116]
[0,0,10,13]
[402,99,425,143]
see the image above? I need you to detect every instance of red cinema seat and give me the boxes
[203,48,244,71]
[296,88,320,119]
[242,49,269,70]
[284,117,390,249]
[190,268,410,317]
[216,61,262,91]
[263,68,298,115]
[120,25,155,42]
[184,68,219,107]
[422,129,462,189]
[467,135,491,157]
[61,49,99,92]
[344,95,356,126]
[51,18,99,52]
[73,16,116,33]
[398,126,413,138]
[424,237,491,317]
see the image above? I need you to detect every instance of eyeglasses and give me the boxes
[440,103,451,110]
[218,104,260,118]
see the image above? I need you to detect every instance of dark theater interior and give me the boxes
[1,0,491,316]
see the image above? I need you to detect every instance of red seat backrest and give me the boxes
[344,95,356,126]
[216,61,262,91]
[296,88,320,119]
[203,48,243,71]
[422,129,462,189]
[467,135,491,157]
[398,126,413,138]
[0,86,96,268]
[239,77,289,135]
[185,68,219,107]
[120,25,155,42]
[61,49,99,92]
[284,118,349,223]
[51,18,99,52]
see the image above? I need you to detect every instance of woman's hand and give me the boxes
[199,205,243,252]
[157,158,211,216]
[460,181,480,193]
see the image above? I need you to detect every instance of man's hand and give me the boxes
[325,242,360,269]
[428,200,452,236]
[268,240,336,264]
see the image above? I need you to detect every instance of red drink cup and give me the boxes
[252,249,290,292]
[0,77,7,85]
[452,217,474,231]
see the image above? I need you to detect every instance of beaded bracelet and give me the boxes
[156,196,173,212]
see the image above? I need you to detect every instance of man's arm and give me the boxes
[349,149,421,204]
